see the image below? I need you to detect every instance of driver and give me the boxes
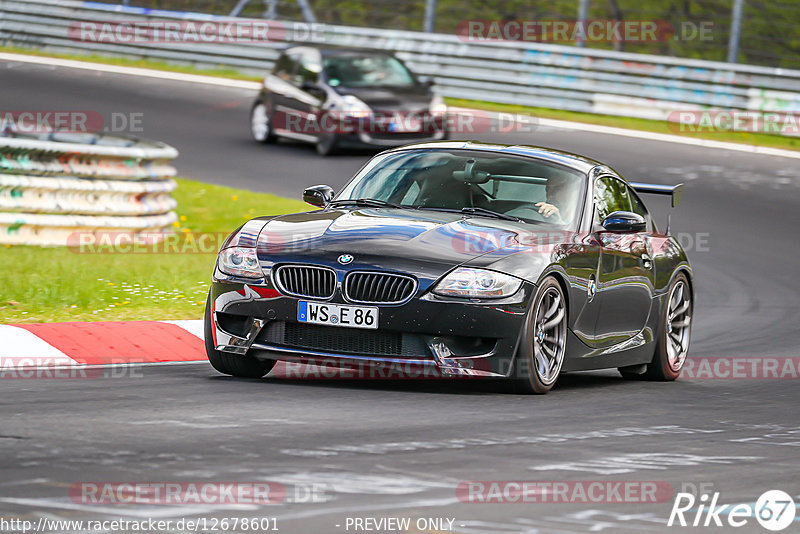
[535,174,572,223]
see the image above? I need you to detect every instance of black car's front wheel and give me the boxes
[512,277,568,394]
[250,102,276,144]
[204,295,275,378]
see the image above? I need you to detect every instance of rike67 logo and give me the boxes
[668,489,796,530]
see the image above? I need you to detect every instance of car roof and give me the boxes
[382,141,603,175]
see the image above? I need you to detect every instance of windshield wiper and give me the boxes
[460,206,521,222]
[329,198,405,209]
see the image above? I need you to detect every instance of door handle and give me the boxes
[641,253,653,270]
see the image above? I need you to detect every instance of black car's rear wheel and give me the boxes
[250,102,276,144]
[204,295,275,378]
[512,277,567,394]
[620,272,692,381]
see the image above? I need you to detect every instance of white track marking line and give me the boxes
[449,106,800,160]
[2,52,798,157]
[0,52,261,90]
[536,116,800,160]
[0,325,78,366]
[162,319,204,340]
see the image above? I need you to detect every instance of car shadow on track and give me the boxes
[259,138,383,158]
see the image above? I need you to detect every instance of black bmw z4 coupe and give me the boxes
[205,142,693,393]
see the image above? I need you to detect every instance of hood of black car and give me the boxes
[256,208,569,282]
[334,86,432,112]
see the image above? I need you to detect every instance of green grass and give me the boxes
[4,45,798,152]
[446,98,800,152]
[0,178,307,323]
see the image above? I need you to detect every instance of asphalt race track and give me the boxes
[2,59,800,533]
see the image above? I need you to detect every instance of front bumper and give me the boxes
[337,128,447,149]
[208,278,534,378]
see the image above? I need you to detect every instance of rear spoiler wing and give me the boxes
[630,182,684,208]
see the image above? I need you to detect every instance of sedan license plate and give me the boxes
[388,118,421,133]
[298,301,378,329]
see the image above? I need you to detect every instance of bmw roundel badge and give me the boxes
[338,254,354,265]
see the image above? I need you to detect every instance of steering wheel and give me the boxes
[506,203,552,222]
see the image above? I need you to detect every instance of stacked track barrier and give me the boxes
[0,131,179,245]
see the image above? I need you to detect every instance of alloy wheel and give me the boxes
[533,286,567,385]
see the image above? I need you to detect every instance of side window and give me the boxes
[594,176,631,224]
[273,53,297,81]
[297,50,322,85]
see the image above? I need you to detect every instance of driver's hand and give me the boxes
[535,202,560,218]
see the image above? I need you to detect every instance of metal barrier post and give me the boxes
[727,0,744,63]
[576,0,590,47]
[424,0,437,33]
[230,0,252,17]
[296,0,317,23]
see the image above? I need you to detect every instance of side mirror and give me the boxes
[601,211,646,233]
[303,184,334,208]
[417,75,435,87]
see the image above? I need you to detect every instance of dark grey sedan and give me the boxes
[250,46,447,155]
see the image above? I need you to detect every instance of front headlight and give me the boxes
[429,95,447,117]
[433,267,522,298]
[217,247,262,278]
[340,95,371,118]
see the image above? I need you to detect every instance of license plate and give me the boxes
[298,301,378,329]
[388,119,421,133]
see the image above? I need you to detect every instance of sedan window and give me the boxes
[323,54,415,88]
[298,51,322,84]
[273,53,298,81]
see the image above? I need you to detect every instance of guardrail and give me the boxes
[2,0,799,135]
[0,131,179,246]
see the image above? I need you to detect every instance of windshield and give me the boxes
[323,54,415,88]
[336,149,586,227]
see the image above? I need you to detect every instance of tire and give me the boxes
[204,294,275,378]
[315,133,339,156]
[511,277,568,394]
[621,272,692,381]
[250,102,276,144]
